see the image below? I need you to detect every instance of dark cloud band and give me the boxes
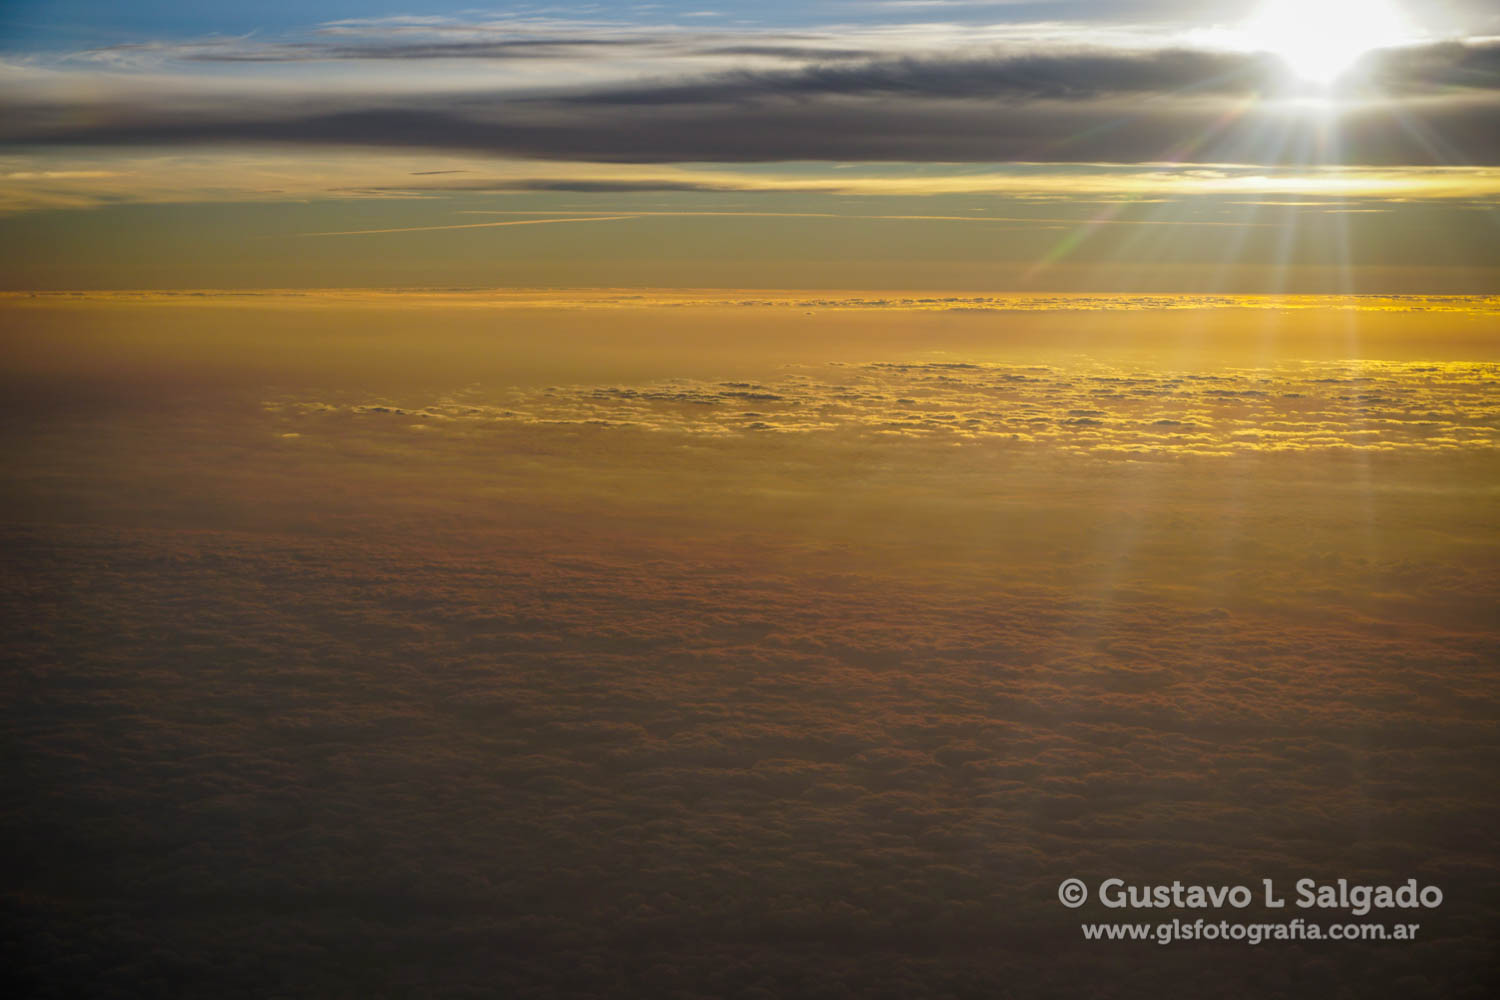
[3,43,1498,166]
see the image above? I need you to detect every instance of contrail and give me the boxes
[299,215,639,237]
[453,209,1280,228]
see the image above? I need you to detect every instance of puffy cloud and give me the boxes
[272,359,1500,458]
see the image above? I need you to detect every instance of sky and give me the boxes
[1,0,1498,289]
[3,5,1500,998]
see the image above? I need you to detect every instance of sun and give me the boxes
[1239,0,1412,84]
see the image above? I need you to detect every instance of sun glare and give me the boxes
[1240,0,1411,84]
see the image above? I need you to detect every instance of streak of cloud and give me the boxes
[452,209,1283,228]
[297,215,639,237]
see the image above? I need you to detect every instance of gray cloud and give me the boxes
[1362,38,1500,92]
[4,95,1497,167]
[93,38,638,62]
[5,43,1500,166]
[560,47,1280,104]
[75,34,876,65]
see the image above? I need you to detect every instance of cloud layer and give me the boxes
[4,26,1500,166]
[4,295,1499,995]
